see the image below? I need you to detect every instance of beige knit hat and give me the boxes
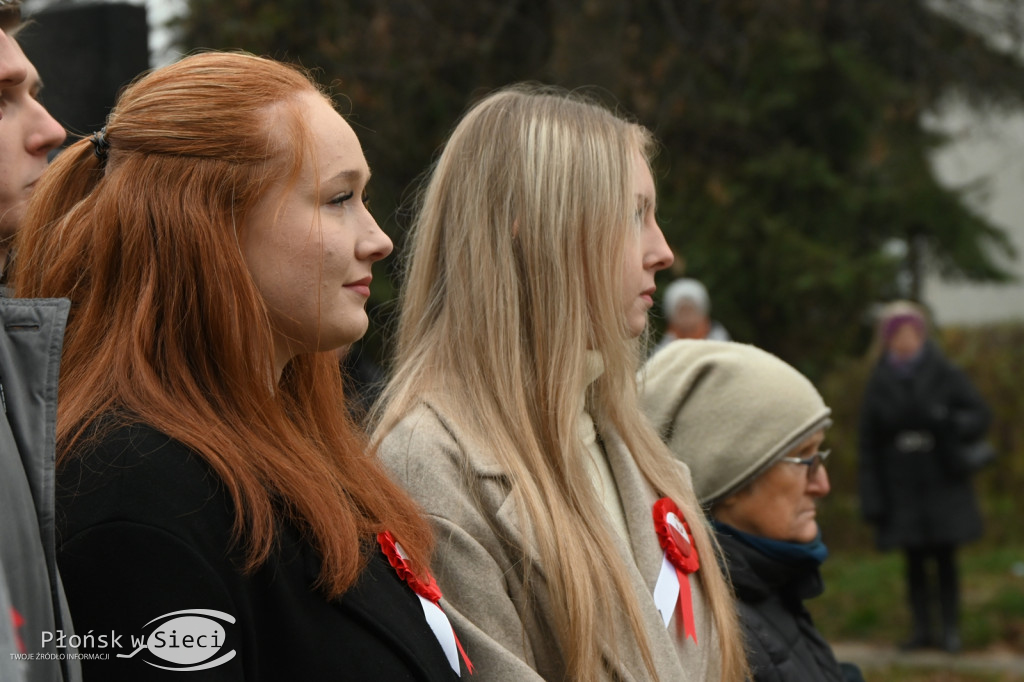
[639,340,831,505]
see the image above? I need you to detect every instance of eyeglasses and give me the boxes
[780,449,831,479]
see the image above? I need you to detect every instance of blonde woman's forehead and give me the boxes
[632,150,656,206]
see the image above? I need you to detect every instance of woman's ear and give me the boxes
[711,494,732,516]
[710,482,754,523]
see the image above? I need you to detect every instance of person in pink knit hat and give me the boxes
[858,301,991,653]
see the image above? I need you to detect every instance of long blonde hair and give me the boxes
[373,85,747,681]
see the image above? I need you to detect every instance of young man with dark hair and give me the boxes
[0,3,78,680]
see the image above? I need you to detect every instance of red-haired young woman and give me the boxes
[13,51,459,681]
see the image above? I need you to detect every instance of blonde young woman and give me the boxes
[372,86,747,681]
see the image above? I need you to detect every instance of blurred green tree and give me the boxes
[177,0,1024,377]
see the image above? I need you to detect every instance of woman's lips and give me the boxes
[345,277,372,297]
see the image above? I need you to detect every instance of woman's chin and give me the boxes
[794,521,819,544]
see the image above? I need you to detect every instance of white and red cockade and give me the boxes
[377,531,474,676]
[651,497,701,644]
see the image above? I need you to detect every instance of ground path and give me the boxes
[833,642,1024,678]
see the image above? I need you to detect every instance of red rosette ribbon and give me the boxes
[377,531,474,675]
[378,530,442,601]
[652,497,700,643]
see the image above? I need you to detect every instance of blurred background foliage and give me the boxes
[172,0,1024,658]
[174,1,1024,541]
[174,0,1024,380]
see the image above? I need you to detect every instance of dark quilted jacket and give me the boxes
[716,531,860,682]
[857,341,989,551]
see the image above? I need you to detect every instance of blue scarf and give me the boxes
[713,520,829,566]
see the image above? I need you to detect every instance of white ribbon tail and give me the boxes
[418,595,461,676]
[652,550,681,628]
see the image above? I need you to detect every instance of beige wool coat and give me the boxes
[379,400,723,681]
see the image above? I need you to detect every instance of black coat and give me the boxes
[56,423,460,681]
[858,342,989,551]
[716,532,855,682]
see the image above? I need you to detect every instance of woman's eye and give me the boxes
[361,190,370,208]
[634,198,652,225]
[329,191,354,206]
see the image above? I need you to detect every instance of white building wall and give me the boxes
[926,102,1024,326]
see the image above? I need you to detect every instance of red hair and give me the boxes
[13,51,432,597]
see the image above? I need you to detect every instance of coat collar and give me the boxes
[416,399,684,682]
[598,424,665,589]
[420,397,664,581]
[715,530,824,603]
[0,298,70,566]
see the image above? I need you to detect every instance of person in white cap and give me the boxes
[640,339,864,682]
[653,277,730,354]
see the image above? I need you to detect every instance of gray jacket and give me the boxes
[0,297,81,682]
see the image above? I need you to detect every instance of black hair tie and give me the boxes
[90,126,110,161]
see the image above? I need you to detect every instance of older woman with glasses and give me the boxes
[640,340,864,682]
